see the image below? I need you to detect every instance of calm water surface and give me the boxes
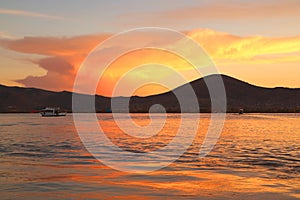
[0,113,299,199]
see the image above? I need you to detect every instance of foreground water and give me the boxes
[0,113,299,199]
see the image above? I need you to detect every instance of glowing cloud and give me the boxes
[187,29,300,64]
[1,28,300,96]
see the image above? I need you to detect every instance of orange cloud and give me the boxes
[0,34,109,56]
[1,28,300,96]
[0,34,109,91]
[187,29,300,64]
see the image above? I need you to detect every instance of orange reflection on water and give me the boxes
[0,113,299,199]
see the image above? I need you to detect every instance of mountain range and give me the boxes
[1,74,299,113]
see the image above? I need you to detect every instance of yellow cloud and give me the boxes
[187,29,300,64]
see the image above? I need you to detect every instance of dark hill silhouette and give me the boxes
[0,74,300,113]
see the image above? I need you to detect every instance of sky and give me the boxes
[0,0,300,96]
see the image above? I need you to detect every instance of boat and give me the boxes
[239,108,244,114]
[40,107,66,117]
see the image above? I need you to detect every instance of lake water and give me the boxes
[0,113,299,199]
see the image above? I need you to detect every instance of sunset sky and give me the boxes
[1,0,300,96]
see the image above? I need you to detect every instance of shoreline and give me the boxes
[0,112,299,114]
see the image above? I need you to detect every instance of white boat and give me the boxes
[40,107,66,117]
[239,108,244,114]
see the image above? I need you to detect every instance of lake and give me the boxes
[0,113,299,199]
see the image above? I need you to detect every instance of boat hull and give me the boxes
[40,113,66,117]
